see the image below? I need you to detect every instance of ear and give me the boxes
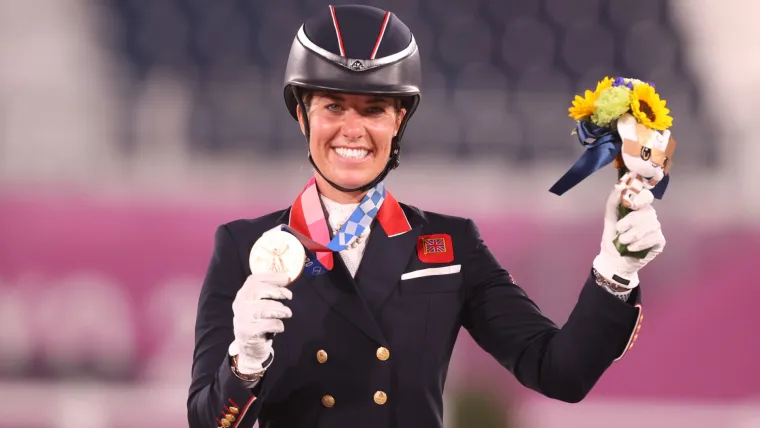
[394,108,407,136]
[664,134,676,175]
[616,113,637,142]
[296,104,307,136]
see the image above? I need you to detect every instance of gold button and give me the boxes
[225,414,236,422]
[229,406,239,415]
[322,395,335,408]
[317,349,328,364]
[376,347,390,361]
[374,390,387,405]
[221,419,231,428]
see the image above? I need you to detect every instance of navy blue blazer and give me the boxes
[188,203,643,428]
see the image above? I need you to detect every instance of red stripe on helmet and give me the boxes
[370,11,391,60]
[328,5,346,57]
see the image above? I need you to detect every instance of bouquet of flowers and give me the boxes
[549,77,677,258]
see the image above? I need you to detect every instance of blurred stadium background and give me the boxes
[1,0,758,426]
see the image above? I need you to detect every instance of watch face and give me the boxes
[230,354,266,381]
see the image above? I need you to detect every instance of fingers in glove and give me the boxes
[615,205,657,235]
[238,320,285,347]
[617,219,660,245]
[253,281,293,301]
[235,299,292,320]
[627,188,654,210]
[627,229,666,252]
[234,317,285,339]
[252,318,286,336]
[606,178,629,208]
[253,299,293,319]
[256,272,291,286]
[237,273,292,300]
[605,175,641,222]
[617,215,660,245]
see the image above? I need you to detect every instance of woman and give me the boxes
[187,5,665,428]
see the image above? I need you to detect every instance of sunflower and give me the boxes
[568,77,614,121]
[630,82,673,130]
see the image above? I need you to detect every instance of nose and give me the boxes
[341,109,365,141]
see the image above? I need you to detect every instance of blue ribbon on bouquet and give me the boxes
[548,121,670,199]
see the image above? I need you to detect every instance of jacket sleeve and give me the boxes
[187,224,264,428]
[460,219,643,403]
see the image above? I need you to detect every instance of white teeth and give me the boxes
[334,147,369,160]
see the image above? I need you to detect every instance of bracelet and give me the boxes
[592,268,631,292]
[592,268,632,300]
[230,352,273,382]
[603,284,632,301]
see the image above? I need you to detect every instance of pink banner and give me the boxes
[0,193,757,400]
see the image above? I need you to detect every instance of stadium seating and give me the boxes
[102,0,717,166]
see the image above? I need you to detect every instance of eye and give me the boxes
[366,106,387,115]
[641,147,652,161]
[326,103,342,112]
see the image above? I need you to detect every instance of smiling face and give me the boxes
[297,91,406,202]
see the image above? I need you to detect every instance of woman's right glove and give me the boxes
[229,272,292,374]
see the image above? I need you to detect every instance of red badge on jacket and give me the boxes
[417,234,454,264]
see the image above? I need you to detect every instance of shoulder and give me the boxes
[214,207,292,251]
[223,208,291,235]
[399,202,479,239]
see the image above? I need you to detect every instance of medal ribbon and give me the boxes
[282,174,409,276]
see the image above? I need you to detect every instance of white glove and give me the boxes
[593,174,666,290]
[229,272,292,374]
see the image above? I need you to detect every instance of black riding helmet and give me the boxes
[283,4,422,193]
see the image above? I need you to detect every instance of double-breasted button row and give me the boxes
[316,347,390,363]
[321,391,388,408]
[316,347,389,408]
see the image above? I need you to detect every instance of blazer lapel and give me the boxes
[278,195,420,345]
[280,208,389,345]
[309,254,388,345]
[355,205,422,315]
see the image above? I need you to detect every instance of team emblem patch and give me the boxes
[417,234,454,264]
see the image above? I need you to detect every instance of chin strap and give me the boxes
[294,87,401,194]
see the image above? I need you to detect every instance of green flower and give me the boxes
[591,86,632,127]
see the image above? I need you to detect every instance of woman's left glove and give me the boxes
[593,176,666,290]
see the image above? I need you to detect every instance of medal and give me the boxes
[249,230,306,283]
